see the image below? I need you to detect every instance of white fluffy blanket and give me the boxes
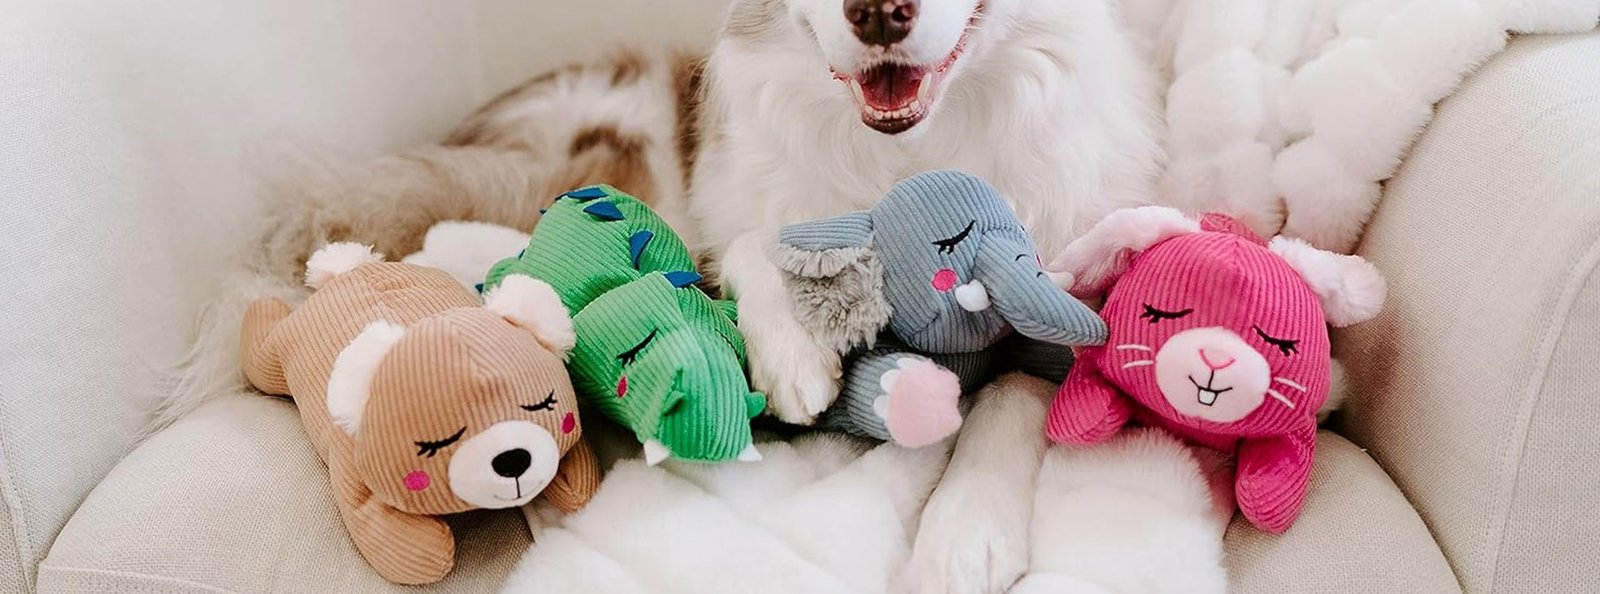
[1129,0,1599,252]
[496,3,1599,593]
[502,432,948,594]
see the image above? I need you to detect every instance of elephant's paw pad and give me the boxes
[874,358,962,448]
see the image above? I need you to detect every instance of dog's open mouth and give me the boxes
[833,3,983,134]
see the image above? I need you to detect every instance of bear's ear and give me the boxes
[326,320,406,436]
[1269,236,1387,327]
[1048,207,1200,297]
[483,274,575,356]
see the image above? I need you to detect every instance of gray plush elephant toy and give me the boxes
[768,170,1108,447]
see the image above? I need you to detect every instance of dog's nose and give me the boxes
[490,448,532,478]
[844,0,918,47]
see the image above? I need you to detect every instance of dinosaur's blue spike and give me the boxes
[664,271,702,288]
[629,230,654,270]
[564,187,609,201]
[538,208,547,215]
[517,248,526,260]
[474,282,485,294]
[583,201,625,221]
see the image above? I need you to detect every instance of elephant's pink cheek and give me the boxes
[403,471,431,492]
[931,268,958,292]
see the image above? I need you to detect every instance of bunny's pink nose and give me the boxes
[1199,348,1236,371]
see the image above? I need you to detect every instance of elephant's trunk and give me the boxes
[973,235,1108,346]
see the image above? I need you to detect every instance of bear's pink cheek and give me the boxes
[561,412,576,434]
[403,471,431,492]
[931,269,958,292]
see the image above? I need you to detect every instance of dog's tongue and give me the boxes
[860,63,925,110]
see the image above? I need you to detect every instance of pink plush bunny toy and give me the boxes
[1046,207,1386,533]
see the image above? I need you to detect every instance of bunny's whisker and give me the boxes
[1115,344,1153,352]
[1266,389,1296,409]
[1273,377,1307,392]
[1121,360,1155,369]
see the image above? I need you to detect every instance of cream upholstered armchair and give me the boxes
[2,0,1596,591]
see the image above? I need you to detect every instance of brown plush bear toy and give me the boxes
[241,242,599,584]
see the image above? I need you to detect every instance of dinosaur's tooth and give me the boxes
[737,444,763,462]
[643,439,671,466]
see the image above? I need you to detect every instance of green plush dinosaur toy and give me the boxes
[483,185,765,465]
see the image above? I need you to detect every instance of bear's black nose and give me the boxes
[491,448,532,478]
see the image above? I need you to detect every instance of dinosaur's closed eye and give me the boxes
[415,427,466,458]
[932,220,976,254]
[1139,304,1193,324]
[617,329,658,366]
[520,390,558,412]
[1254,326,1300,356]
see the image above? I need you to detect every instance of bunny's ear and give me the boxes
[1269,237,1387,327]
[483,274,576,356]
[1047,207,1200,297]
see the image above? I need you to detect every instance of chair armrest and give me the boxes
[1334,32,1600,593]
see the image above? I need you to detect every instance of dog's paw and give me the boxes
[742,302,842,425]
[897,484,1028,594]
[876,358,962,448]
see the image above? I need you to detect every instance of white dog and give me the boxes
[686,1,1164,591]
[243,1,1172,592]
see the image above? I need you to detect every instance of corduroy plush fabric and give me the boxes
[241,258,598,584]
[484,186,764,464]
[1048,215,1330,533]
[773,170,1106,446]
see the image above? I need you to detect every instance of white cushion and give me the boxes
[1227,433,1459,593]
[1335,32,1600,593]
[37,394,530,593]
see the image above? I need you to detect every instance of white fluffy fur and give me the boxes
[1018,429,1229,594]
[1046,206,1201,297]
[1270,236,1388,327]
[304,242,383,289]
[1142,0,1594,252]
[501,433,950,594]
[325,320,405,436]
[898,373,1055,594]
[401,221,531,290]
[483,274,576,356]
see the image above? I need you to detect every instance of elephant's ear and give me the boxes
[766,212,890,353]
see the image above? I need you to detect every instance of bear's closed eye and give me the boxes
[521,390,559,412]
[414,427,466,458]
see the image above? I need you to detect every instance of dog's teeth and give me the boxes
[848,80,866,106]
[918,76,935,103]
